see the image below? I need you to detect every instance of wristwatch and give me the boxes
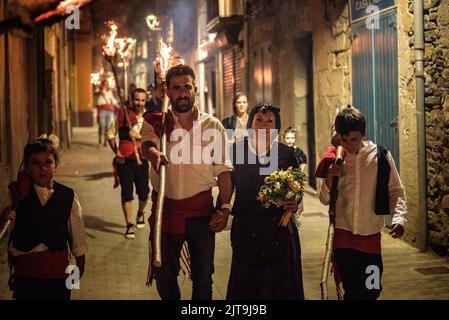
[220,203,232,211]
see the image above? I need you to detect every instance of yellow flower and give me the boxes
[288,180,302,193]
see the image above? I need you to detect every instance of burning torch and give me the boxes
[152,39,184,267]
[101,21,141,166]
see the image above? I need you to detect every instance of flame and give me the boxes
[160,39,173,75]
[154,39,185,84]
[90,72,100,86]
[116,37,135,60]
[90,68,115,89]
[102,22,118,57]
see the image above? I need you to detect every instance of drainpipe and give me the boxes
[414,0,427,252]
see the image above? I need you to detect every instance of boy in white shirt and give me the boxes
[8,136,87,300]
[319,105,407,300]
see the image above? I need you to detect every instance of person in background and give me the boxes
[282,127,307,172]
[107,88,150,239]
[221,93,249,142]
[145,84,163,113]
[96,80,119,147]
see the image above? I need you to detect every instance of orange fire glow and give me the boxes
[102,22,118,57]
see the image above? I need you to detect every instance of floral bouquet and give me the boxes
[257,167,306,227]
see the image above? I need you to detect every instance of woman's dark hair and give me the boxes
[232,92,248,115]
[334,104,366,136]
[247,103,281,130]
[22,138,59,167]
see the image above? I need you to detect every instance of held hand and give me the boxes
[389,224,405,238]
[326,164,341,190]
[0,207,16,223]
[115,151,125,164]
[148,148,169,174]
[283,201,299,212]
[129,129,141,140]
[209,209,230,233]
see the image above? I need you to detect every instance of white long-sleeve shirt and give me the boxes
[10,184,88,257]
[141,106,233,200]
[319,141,407,235]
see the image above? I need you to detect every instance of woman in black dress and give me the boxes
[226,103,305,300]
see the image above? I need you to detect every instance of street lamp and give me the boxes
[146,14,161,31]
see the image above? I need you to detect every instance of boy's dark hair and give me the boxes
[166,65,195,87]
[132,88,147,99]
[22,138,59,166]
[247,103,281,130]
[283,126,297,136]
[334,105,366,136]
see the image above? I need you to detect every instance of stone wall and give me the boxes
[396,0,420,247]
[420,0,449,255]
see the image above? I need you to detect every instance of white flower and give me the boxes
[274,182,281,191]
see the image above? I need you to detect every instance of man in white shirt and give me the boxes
[319,105,407,300]
[141,64,233,300]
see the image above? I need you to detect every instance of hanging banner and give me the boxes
[350,0,396,22]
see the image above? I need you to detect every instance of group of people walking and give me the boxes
[1,64,407,301]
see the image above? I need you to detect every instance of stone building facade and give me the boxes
[420,0,449,255]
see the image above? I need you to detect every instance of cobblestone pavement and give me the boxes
[1,127,449,300]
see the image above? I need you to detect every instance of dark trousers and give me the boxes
[117,158,150,203]
[15,277,71,300]
[334,248,383,300]
[154,216,215,300]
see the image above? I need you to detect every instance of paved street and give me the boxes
[1,127,449,300]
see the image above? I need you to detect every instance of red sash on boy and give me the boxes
[13,249,69,279]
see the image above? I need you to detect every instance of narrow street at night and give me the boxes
[1,0,449,304]
[2,127,449,300]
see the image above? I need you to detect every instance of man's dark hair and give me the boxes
[132,88,147,99]
[166,65,195,87]
[334,105,366,136]
[22,138,59,166]
[247,103,281,130]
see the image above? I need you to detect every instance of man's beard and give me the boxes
[132,104,144,113]
[172,97,194,113]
